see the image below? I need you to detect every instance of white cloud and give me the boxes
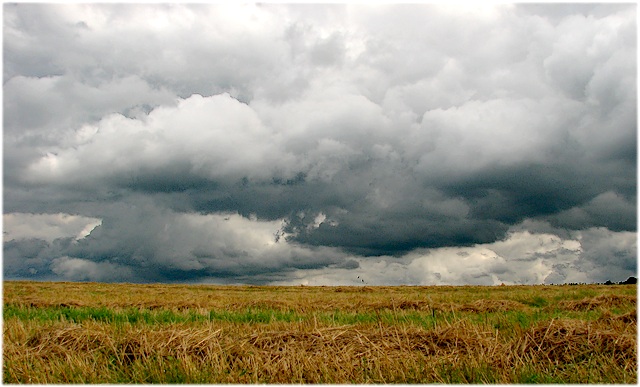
[4,75,176,134]
[271,227,633,286]
[3,213,102,242]
[574,227,637,282]
[51,256,136,282]
[24,93,299,185]
[410,95,590,179]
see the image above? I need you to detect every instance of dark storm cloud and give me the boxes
[3,4,636,284]
[4,238,59,278]
[4,198,351,283]
[439,161,635,229]
[548,191,637,232]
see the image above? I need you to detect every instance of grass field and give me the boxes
[3,281,637,383]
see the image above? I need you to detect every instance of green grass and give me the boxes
[437,362,501,383]
[0,304,525,329]
[1,300,619,330]
[4,304,309,325]
[208,308,301,323]
[3,305,208,325]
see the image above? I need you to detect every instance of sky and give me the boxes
[3,3,637,286]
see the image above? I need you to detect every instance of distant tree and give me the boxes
[604,280,613,285]
[621,276,637,285]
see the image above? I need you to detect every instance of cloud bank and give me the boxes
[4,4,636,284]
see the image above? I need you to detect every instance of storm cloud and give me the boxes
[4,4,636,285]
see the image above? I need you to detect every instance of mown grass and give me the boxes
[3,281,637,383]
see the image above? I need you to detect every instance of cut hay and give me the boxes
[21,322,224,364]
[245,322,496,358]
[558,294,637,311]
[4,282,637,383]
[598,308,637,325]
[456,299,527,312]
[512,318,636,367]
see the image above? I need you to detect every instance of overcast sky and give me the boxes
[3,3,637,285]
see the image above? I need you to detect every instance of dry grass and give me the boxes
[3,281,637,383]
[557,294,637,311]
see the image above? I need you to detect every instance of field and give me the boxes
[3,281,637,383]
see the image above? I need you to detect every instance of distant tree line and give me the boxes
[559,276,637,286]
[602,276,637,285]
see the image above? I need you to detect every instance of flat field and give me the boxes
[3,281,637,383]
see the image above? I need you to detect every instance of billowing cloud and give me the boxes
[273,223,635,286]
[3,197,352,283]
[4,213,101,242]
[4,4,636,284]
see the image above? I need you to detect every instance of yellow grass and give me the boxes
[3,281,637,383]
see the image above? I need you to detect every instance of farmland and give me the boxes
[3,281,637,383]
